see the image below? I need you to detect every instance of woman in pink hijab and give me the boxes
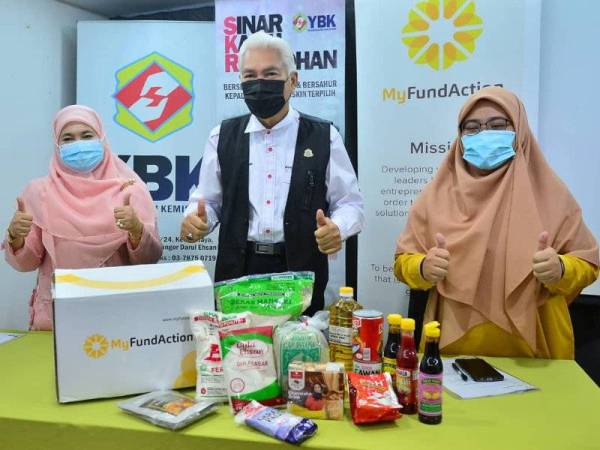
[4,105,163,330]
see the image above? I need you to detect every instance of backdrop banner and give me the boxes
[77,21,217,271]
[215,0,347,302]
[355,0,541,314]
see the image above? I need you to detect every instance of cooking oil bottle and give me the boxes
[328,286,362,372]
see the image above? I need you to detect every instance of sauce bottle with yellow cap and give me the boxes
[418,321,443,424]
[396,318,418,414]
[383,314,402,388]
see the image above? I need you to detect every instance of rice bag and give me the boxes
[220,323,284,413]
[118,391,217,430]
[287,362,345,420]
[348,372,402,425]
[215,272,314,326]
[235,400,318,444]
[274,321,329,392]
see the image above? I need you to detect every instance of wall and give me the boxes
[0,0,104,329]
[538,0,600,295]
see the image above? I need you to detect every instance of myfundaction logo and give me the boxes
[382,81,503,105]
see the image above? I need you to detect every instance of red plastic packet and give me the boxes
[348,372,402,424]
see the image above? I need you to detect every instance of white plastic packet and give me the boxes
[305,310,330,341]
[190,311,253,403]
[190,311,227,403]
[118,391,217,430]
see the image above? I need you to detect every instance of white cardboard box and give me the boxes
[53,261,213,403]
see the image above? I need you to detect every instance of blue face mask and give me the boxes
[59,139,104,173]
[461,130,516,170]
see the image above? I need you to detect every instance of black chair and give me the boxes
[570,295,600,387]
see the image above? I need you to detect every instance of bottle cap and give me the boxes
[387,314,403,325]
[424,321,440,330]
[339,286,354,296]
[424,321,441,338]
[400,318,415,331]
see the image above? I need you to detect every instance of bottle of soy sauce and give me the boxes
[418,321,443,425]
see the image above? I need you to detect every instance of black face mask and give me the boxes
[241,78,287,119]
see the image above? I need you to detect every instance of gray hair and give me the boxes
[238,31,297,75]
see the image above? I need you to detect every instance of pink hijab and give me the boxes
[21,105,157,269]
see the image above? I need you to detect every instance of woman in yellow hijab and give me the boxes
[394,87,598,359]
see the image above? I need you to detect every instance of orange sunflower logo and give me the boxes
[83,334,109,359]
[401,0,484,70]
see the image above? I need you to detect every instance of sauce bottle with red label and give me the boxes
[396,318,418,414]
[383,314,402,388]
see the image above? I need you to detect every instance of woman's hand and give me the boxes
[114,195,143,245]
[533,231,563,284]
[8,198,32,251]
[422,233,450,283]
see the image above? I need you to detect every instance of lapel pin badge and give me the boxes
[304,148,314,158]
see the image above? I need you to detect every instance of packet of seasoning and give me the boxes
[348,372,402,425]
[118,391,217,430]
[235,400,318,444]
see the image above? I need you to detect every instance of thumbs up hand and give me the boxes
[8,198,33,250]
[314,209,342,255]
[533,231,563,284]
[181,199,209,243]
[114,194,143,241]
[422,233,450,283]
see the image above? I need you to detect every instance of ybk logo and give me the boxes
[292,13,309,32]
[401,0,483,70]
[292,12,336,32]
[113,52,194,142]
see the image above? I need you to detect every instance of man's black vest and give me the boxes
[215,112,330,312]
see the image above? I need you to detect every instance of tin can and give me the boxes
[352,310,384,374]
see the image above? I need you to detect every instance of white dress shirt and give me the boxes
[185,107,364,243]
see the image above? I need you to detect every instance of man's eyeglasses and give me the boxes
[461,117,512,135]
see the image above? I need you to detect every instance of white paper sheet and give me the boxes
[442,358,537,399]
[0,333,24,345]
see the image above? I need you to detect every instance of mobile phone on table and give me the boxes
[454,357,504,382]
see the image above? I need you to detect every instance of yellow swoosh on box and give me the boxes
[55,265,205,290]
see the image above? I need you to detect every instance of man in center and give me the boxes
[181,31,364,315]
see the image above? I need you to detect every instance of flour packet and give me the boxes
[220,323,284,413]
[190,311,252,403]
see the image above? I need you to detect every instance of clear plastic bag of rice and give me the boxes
[118,391,217,430]
[215,271,314,326]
